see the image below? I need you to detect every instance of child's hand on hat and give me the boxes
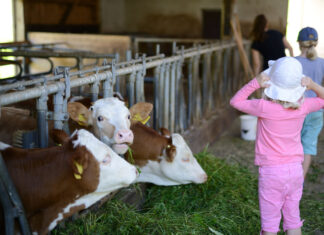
[301,76,314,90]
[256,72,270,88]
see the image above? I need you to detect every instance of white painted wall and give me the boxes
[0,0,15,79]
[286,0,324,57]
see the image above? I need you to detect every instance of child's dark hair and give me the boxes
[250,14,267,42]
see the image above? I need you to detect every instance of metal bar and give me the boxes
[192,54,201,124]
[0,50,115,59]
[169,62,176,132]
[158,63,165,130]
[187,57,193,128]
[0,154,32,235]
[127,72,136,107]
[163,63,170,129]
[153,66,160,130]
[175,57,185,132]
[0,41,250,94]
[53,89,64,130]
[36,92,49,148]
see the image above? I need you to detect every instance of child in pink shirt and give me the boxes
[230,57,324,235]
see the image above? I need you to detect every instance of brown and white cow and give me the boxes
[126,122,207,186]
[0,129,138,235]
[52,101,207,186]
[67,97,134,155]
[0,97,134,154]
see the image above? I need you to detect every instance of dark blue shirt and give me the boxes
[252,30,286,70]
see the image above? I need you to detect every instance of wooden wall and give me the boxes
[23,0,100,33]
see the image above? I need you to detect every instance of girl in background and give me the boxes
[250,14,294,75]
[230,57,324,235]
[295,27,324,178]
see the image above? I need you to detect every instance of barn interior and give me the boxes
[1,0,324,234]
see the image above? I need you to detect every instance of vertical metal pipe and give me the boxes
[187,57,193,128]
[90,69,100,102]
[176,58,185,132]
[102,71,113,98]
[172,42,177,55]
[153,65,160,130]
[0,154,32,235]
[36,93,48,148]
[211,51,218,108]
[193,54,202,124]
[169,61,176,132]
[114,54,121,93]
[77,57,85,95]
[53,89,64,130]
[163,63,170,129]
[127,72,136,107]
[135,71,145,103]
[135,55,146,103]
[158,63,165,129]
[222,48,230,98]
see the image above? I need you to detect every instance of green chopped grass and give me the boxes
[52,150,324,235]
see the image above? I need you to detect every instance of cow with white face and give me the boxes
[68,97,133,154]
[126,122,208,186]
[0,129,138,235]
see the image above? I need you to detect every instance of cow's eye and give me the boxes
[90,106,94,111]
[128,115,131,120]
[97,116,103,121]
[102,155,111,165]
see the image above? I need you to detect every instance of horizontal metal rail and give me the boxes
[0,40,251,150]
[0,53,166,93]
[0,41,247,106]
[0,50,116,59]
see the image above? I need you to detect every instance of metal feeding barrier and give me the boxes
[0,39,251,148]
[0,39,251,234]
[0,42,117,83]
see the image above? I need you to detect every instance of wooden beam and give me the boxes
[59,0,80,25]
[230,15,254,82]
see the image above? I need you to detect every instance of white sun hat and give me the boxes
[263,57,306,103]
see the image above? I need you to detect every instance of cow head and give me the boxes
[136,128,208,186]
[68,98,133,154]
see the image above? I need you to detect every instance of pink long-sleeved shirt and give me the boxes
[230,78,324,166]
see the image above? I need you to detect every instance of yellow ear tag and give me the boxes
[77,114,87,126]
[132,114,150,124]
[141,116,150,125]
[73,161,83,180]
[74,161,83,174]
[74,173,82,180]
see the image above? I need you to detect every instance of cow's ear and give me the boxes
[71,151,90,180]
[160,128,171,138]
[165,140,176,162]
[50,129,69,145]
[130,102,153,124]
[68,102,92,127]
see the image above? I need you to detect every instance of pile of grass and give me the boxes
[52,149,323,235]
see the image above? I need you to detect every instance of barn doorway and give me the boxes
[202,9,222,39]
[286,0,324,57]
[0,0,15,79]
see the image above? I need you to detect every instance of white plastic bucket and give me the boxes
[240,115,257,141]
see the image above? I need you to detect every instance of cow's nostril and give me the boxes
[202,174,208,181]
